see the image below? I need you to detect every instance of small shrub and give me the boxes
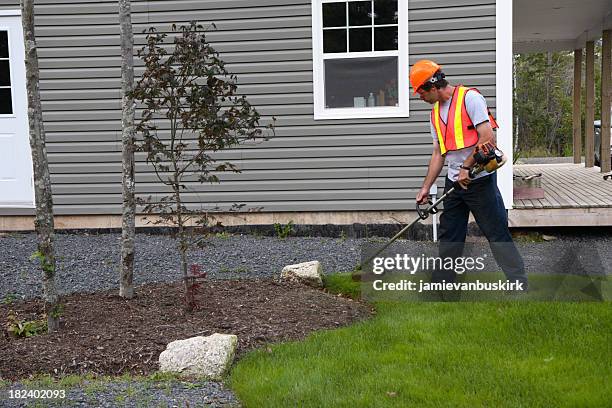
[6,311,48,338]
[274,221,295,239]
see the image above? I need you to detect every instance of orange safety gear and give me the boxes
[431,86,499,155]
[410,60,441,94]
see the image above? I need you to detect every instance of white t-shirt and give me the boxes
[429,89,492,181]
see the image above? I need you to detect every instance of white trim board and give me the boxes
[496,0,514,209]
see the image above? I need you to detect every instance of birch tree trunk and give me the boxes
[20,0,60,332]
[119,0,136,298]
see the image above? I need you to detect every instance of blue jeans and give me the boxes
[432,173,528,286]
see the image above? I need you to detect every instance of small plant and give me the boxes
[274,221,295,239]
[2,293,19,305]
[215,231,232,240]
[219,265,248,274]
[6,311,48,338]
[181,381,201,390]
[339,230,348,242]
[124,385,136,397]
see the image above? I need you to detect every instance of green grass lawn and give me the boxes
[229,274,612,408]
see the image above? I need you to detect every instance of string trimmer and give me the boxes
[353,142,508,276]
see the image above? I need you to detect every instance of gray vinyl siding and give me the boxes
[0,0,497,216]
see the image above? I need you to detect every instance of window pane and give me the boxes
[374,0,398,25]
[0,31,8,58]
[0,61,10,86]
[349,1,371,26]
[324,56,398,108]
[0,88,12,114]
[324,29,347,53]
[323,2,346,27]
[374,27,398,50]
[349,28,372,52]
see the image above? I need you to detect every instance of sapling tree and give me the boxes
[21,0,61,332]
[118,0,136,299]
[132,22,273,311]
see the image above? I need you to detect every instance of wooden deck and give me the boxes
[508,163,612,227]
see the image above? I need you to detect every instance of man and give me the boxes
[410,59,527,289]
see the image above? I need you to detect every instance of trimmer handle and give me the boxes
[416,198,438,220]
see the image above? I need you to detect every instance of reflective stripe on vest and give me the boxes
[453,86,468,149]
[432,103,445,153]
[431,86,498,155]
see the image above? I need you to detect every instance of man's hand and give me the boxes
[457,168,471,189]
[416,186,431,204]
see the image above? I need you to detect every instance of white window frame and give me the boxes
[311,0,409,120]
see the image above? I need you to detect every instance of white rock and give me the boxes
[158,333,237,380]
[281,261,323,287]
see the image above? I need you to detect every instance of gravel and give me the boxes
[0,232,364,300]
[1,230,610,301]
[1,380,239,407]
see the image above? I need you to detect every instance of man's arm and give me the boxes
[456,90,496,188]
[460,121,495,169]
[416,142,444,204]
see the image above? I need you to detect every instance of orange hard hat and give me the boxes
[410,60,442,94]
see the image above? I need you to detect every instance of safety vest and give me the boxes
[431,86,499,155]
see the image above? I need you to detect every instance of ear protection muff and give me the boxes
[428,70,446,85]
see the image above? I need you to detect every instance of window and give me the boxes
[312,0,409,119]
[0,30,13,115]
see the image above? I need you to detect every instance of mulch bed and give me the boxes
[0,279,372,380]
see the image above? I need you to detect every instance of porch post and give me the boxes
[573,49,583,164]
[601,30,611,173]
[585,41,595,168]
[495,0,513,208]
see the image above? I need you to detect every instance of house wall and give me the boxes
[0,0,497,217]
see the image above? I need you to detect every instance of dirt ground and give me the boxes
[0,279,371,380]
